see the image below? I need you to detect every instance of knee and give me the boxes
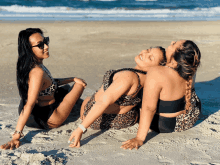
[83,97,91,105]
[47,120,62,128]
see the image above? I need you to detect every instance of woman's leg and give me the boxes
[47,83,84,128]
[80,96,91,120]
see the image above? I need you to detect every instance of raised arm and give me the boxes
[54,77,87,87]
[0,67,44,150]
[69,71,135,148]
[121,68,163,150]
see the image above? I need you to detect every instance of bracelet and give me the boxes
[78,124,87,133]
[13,130,24,137]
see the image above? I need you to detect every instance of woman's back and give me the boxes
[158,66,186,101]
[146,66,187,117]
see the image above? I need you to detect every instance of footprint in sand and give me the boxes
[0,103,18,108]
[190,161,219,165]
[156,154,174,164]
[61,149,85,157]
[200,111,220,139]
[0,122,13,130]
[11,152,66,165]
[31,137,53,143]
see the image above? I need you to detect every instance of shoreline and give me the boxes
[1,20,220,23]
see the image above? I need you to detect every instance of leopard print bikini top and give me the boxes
[39,64,57,97]
[102,68,147,106]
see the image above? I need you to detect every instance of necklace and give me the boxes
[164,65,176,71]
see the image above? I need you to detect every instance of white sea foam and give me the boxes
[0,5,220,21]
[96,0,117,1]
[136,0,157,1]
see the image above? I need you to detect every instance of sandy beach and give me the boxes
[0,21,220,165]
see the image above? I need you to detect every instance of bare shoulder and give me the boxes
[114,70,138,83]
[147,66,167,82]
[29,66,44,79]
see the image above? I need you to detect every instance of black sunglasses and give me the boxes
[32,37,49,49]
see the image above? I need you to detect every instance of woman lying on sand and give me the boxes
[121,40,201,150]
[0,28,86,150]
[68,46,167,147]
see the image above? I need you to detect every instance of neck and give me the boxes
[165,63,175,69]
[37,60,43,65]
[134,65,150,72]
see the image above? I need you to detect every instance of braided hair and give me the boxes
[172,40,201,113]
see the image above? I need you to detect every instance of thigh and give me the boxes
[48,83,84,128]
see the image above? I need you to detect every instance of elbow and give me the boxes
[142,106,157,114]
[74,83,86,90]
[96,96,111,108]
[23,103,35,113]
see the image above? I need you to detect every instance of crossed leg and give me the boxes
[47,83,85,128]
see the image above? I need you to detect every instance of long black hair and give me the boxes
[17,28,43,101]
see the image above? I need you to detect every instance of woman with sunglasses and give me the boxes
[0,28,86,150]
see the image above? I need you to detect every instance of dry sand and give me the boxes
[0,21,219,165]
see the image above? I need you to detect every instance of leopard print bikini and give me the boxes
[83,68,147,130]
[39,64,57,97]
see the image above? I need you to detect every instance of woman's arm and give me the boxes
[0,67,44,150]
[68,71,135,148]
[121,68,163,150]
[55,77,87,87]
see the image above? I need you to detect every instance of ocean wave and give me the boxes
[135,0,158,1]
[1,5,220,13]
[0,5,220,21]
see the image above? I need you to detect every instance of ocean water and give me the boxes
[0,0,220,21]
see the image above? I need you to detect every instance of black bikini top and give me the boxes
[156,96,185,113]
[39,65,57,97]
[102,68,147,106]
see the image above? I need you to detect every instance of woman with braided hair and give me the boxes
[121,40,201,150]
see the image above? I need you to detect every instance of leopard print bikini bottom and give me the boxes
[83,93,139,130]
[174,88,201,132]
[83,89,201,132]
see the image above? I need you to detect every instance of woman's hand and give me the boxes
[68,128,83,148]
[74,78,87,88]
[0,139,21,150]
[120,137,144,150]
